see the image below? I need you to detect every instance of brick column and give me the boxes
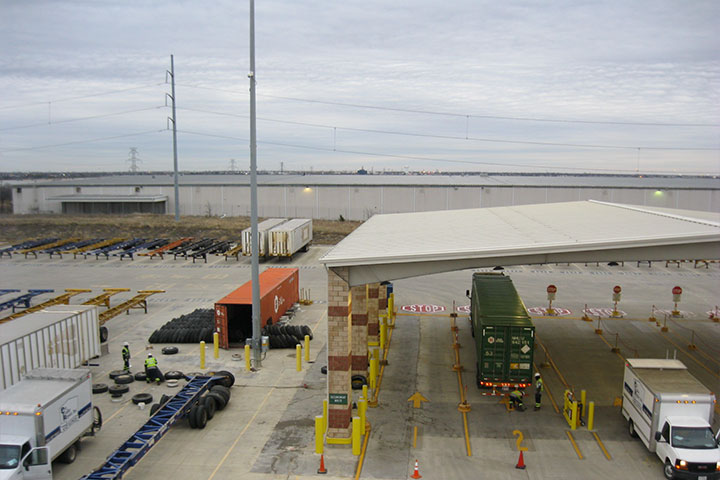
[367,283,380,346]
[351,285,368,379]
[327,267,352,441]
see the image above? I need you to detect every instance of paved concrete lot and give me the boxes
[2,248,718,479]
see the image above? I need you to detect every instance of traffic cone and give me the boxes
[317,454,327,474]
[410,459,422,479]
[515,450,526,469]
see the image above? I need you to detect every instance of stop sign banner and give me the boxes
[547,285,557,293]
[672,286,682,295]
[613,285,622,294]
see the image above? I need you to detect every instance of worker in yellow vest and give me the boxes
[534,373,543,410]
[144,353,163,384]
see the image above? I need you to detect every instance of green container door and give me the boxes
[479,325,534,384]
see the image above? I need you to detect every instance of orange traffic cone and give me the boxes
[317,454,327,474]
[515,450,526,469]
[410,459,422,479]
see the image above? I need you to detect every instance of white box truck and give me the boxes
[0,305,100,390]
[621,359,720,480]
[0,368,101,480]
[241,218,287,257]
[268,218,312,257]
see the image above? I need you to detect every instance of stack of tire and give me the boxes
[148,371,235,430]
[261,324,313,349]
[93,370,155,403]
[148,308,214,344]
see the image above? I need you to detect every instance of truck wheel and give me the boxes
[162,346,179,355]
[92,406,103,433]
[207,392,227,411]
[214,370,235,388]
[92,383,109,394]
[628,420,638,438]
[99,326,109,343]
[210,386,230,405]
[202,396,217,420]
[150,403,161,416]
[188,405,199,428]
[211,384,231,399]
[663,460,674,479]
[59,443,78,464]
[194,404,208,429]
[109,384,129,395]
[160,394,171,406]
[114,374,134,385]
[108,370,126,379]
[132,393,153,405]
[134,372,147,381]
[165,370,185,380]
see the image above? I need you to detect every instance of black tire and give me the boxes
[114,374,134,385]
[150,403,161,416]
[663,460,674,480]
[99,326,109,343]
[160,394,171,406]
[214,370,235,387]
[134,372,147,382]
[211,384,231,399]
[165,370,184,380]
[628,419,638,438]
[194,404,208,429]
[206,391,227,411]
[162,346,179,355]
[132,393,153,405]
[351,375,367,390]
[92,406,103,433]
[320,366,327,375]
[108,384,129,395]
[188,405,199,428]
[210,386,231,404]
[92,383,109,394]
[202,396,217,420]
[302,325,313,340]
[108,370,126,379]
[59,443,77,464]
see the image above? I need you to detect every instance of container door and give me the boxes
[480,326,507,382]
[22,446,52,480]
[214,305,229,349]
[507,327,533,384]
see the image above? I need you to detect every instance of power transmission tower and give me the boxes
[127,148,141,173]
[229,158,237,172]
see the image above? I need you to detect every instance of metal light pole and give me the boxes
[167,55,180,222]
[249,0,261,368]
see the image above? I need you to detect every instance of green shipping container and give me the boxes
[470,272,535,389]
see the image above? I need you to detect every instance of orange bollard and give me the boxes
[317,454,327,474]
[410,459,422,479]
[516,450,526,469]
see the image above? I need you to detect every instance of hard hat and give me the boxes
[147,353,153,357]
[535,373,541,378]
[123,342,129,346]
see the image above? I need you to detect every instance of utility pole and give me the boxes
[167,55,180,222]
[249,0,261,368]
[127,148,141,173]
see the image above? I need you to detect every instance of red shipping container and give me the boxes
[214,268,299,349]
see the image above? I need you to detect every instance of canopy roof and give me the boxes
[320,201,720,286]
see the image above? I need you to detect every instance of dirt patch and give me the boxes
[0,215,361,245]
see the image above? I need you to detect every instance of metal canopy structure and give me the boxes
[320,201,720,286]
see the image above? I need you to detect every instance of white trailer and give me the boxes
[268,218,312,257]
[0,305,100,391]
[621,359,720,479]
[0,368,101,480]
[241,218,287,257]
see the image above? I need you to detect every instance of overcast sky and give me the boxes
[0,0,718,174]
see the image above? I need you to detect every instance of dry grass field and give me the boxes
[0,214,362,245]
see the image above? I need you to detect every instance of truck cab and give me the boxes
[0,435,52,480]
[653,416,720,480]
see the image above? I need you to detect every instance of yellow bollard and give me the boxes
[588,401,595,431]
[200,341,206,369]
[304,335,310,362]
[245,344,251,372]
[359,397,367,435]
[296,344,302,372]
[571,401,578,430]
[323,399,328,432]
[213,332,219,359]
[581,389,587,417]
[315,416,324,454]
[380,319,387,350]
[352,416,361,455]
[362,384,368,400]
[369,355,378,389]
[388,293,394,321]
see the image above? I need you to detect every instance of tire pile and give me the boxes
[262,324,313,349]
[148,309,214,344]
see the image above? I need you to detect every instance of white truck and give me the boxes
[621,359,720,480]
[268,218,312,257]
[241,218,287,257]
[0,368,101,480]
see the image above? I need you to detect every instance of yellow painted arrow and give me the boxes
[408,392,429,408]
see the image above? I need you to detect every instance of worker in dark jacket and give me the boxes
[509,389,525,411]
[534,373,543,410]
[144,353,163,384]
[122,342,131,373]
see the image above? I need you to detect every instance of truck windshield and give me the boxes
[0,445,21,469]
[671,427,718,449]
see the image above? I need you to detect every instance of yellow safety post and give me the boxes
[296,344,302,372]
[352,416,362,455]
[245,344,251,372]
[587,401,595,431]
[380,318,387,350]
[581,390,587,417]
[563,390,579,430]
[362,384,368,399]
[304,335,310,362]
[213,332,219,359]
[388,293,395,323]
[359,396,367,435]
[315,416,324,454]
[322,400,328,432]
[571,401,578,430]
[369,349,379,390]
[200,341,206,369]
